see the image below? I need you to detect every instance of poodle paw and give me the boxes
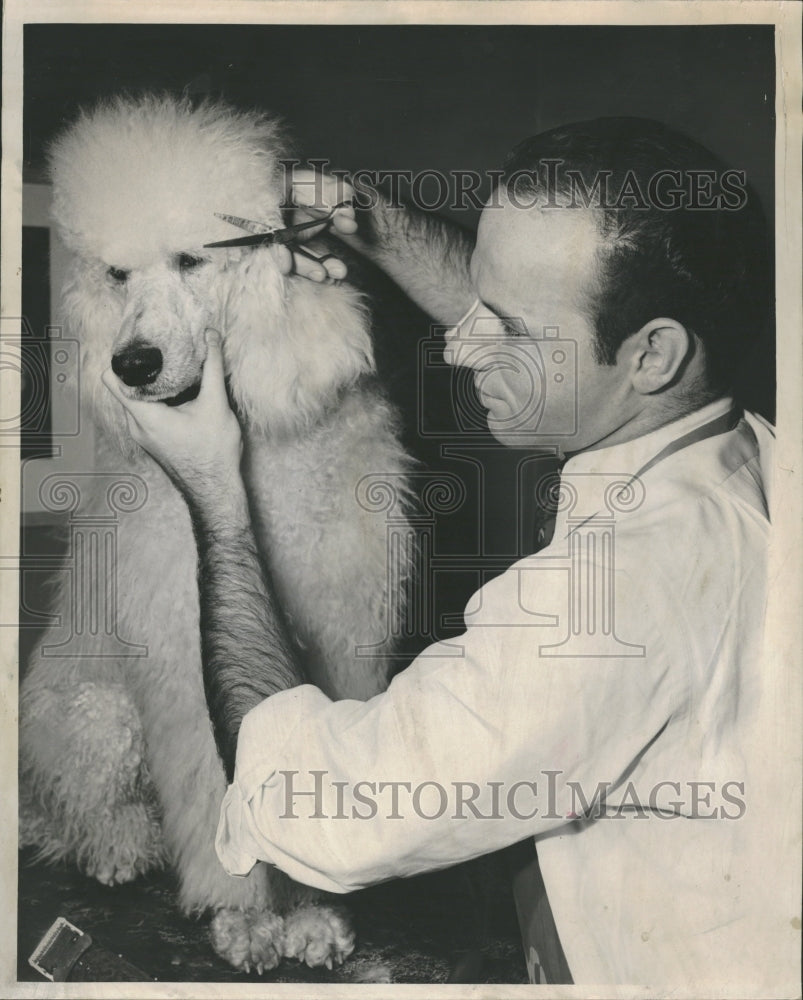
[79,803,165,886]
[283,904,355,969]
[82,855,141,886]
[210,907,285,973]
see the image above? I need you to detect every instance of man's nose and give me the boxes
[111,342,163,387]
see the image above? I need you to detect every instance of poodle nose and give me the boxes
[111,344,163,387]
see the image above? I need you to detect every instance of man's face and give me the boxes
[445,191,632,453]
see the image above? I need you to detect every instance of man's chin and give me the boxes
[485,418,565,454]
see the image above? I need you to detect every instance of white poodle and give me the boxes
[20,94,414,972]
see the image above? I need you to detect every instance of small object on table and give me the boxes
[28,916,153,981]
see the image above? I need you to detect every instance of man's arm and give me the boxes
[291,171,476,325]
[190,489,303,782]
[341,191,476,325]
[103,333,302,781]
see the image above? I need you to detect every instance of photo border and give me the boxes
[2,3,800,998]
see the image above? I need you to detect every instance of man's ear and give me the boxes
[624,318,691,394]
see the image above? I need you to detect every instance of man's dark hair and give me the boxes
[503,118,773,413]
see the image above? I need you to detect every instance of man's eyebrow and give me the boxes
[480,298,509,318]
[481,299,526,326]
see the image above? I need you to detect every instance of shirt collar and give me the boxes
[562,397,735,480]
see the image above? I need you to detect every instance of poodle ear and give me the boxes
[60,261,139,458]
[221,249,375,435]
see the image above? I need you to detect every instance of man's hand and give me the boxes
[277,168,357,283]
[102,330,244,514]
[283,166,475,324]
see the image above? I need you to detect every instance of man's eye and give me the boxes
[176,253,206,272]
[501,317,528,337]
[107,266,129,284]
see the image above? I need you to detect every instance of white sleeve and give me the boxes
[216,565,680,893]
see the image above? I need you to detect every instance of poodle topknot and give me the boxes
[49,95,288,267]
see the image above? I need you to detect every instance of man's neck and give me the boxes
[579,389,726,456]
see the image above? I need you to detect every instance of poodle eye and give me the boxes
[176,253,206,272]
[107,266,129,284]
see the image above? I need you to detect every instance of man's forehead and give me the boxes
[471,193,603,309]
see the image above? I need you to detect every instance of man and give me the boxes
[104,118,784,987]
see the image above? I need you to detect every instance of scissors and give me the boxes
[203,202,352,249]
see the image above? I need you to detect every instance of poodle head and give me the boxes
[49,94,374,448]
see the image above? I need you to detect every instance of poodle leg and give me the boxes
[20,673,165,884]
[163,783,287,972]
[135,681,287,969]
[175,796,353,971]
[155,732,351,974]
[192,778,355,970]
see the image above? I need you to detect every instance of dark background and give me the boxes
[24,23,775,220]
[19,22,776,985]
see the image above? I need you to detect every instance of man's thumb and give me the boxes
[201,329,226,395]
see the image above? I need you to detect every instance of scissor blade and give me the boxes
[203,218,322,249]
[214,212,276,236]
[203,232,277,248]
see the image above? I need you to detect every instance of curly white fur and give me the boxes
[20,94,414,972]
